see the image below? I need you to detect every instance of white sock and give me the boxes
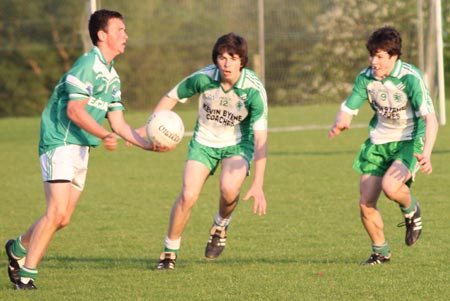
[214,213,232,227]
[20,277,32,284]
[164,236,181,251]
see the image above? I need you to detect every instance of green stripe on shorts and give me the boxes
[187,139,253,175]
[353,138,424,176]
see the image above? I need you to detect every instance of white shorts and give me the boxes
[40,145,90,191]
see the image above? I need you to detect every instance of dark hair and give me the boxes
[212,33,248,69]
[366,26,402,58]
[88,9,123,45]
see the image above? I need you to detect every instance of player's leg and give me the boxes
[218,156,249,217]
[382,159,421,246]
[353,140,392,264]
[157,160,210,270]
[382,160,413,208]
[359,174,391,265]
[15,181,82,289]
[167,160,210,239]
[205,156,248,259]
[10,145,88,289]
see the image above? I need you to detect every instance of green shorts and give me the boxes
[353,138,424,179]
[187,139,253,175]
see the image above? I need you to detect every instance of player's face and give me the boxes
[103,18,128,57]
[369,50,398,80]
[216,52,242,86]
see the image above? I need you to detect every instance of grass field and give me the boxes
[1,104,450,300]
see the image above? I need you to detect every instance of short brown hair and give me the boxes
[88,9,123,46]
[212,33,248,69]
[366,26,402,58]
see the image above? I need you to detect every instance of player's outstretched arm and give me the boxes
[107,110,154,149]
[328,110,353,139]
[153,95,179,112]
[128,95,180,147]
[243,129,267,216]
[110,111,175,152]
[414,112,439,174]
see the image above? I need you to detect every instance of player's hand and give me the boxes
[329,111,353,139]
[148,141,176,152]
[243,187,267,216]
[414,153,433,174]
[328,123,349,139]
[102,133,118,151]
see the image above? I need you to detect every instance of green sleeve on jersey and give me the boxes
[175,73,213,100]
[64,57,96,100]
[108,101,125,112]
[345,72,369,110]
[402,67,434,115]
[247,89,268,130]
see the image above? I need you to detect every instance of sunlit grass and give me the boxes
[1,104,450,300]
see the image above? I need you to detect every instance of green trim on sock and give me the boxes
[164,247,179,255]
[372,242,390,257]
[400,198,417,215]
[11,237,27,258]
[19,266,38,280]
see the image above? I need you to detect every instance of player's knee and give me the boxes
[46,212,70,229]
[360,207,375,222]
[381,185,398,201]
[359,201,376,215]
[220,185,239,202]
[381,176,406,201]
[58,217,72,229]
[178,191,199,208]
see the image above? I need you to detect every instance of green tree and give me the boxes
[295,0,420,104]
[110,0,258,111]
[0,0,84,116]
[0,0,446,117]
[263,0,330,105]
[444,2,450,94]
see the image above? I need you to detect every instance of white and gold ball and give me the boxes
[146,110,184,147]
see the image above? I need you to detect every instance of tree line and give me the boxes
[0,0,448,117]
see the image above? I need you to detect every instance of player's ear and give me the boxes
[97,30,107,43]
[240,57,246,69]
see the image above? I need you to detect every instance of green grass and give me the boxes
[1,104,450,300]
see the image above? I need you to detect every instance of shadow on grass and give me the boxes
[195,257,360,266]
[40,255,356,271]
[271,148,450,157]
[431,149,450,154]
[270,150,357,156]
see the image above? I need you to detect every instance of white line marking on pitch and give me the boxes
[183,123,366,136]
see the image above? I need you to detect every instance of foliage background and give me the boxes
[0,0,449,116]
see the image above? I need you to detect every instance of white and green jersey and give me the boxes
[342,60,434,144]
[167,65,268,148]
[39,46,125,155]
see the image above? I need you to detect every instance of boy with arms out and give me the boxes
[144,32,268,269]
[329,26,438,265]
[5,9,167,289]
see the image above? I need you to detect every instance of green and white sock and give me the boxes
[164,236,181,255]
[214,213,231,227]
[400,197,417,217]
[11,236,27,259]
[372,242,390,257]
[19,266,38,283]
